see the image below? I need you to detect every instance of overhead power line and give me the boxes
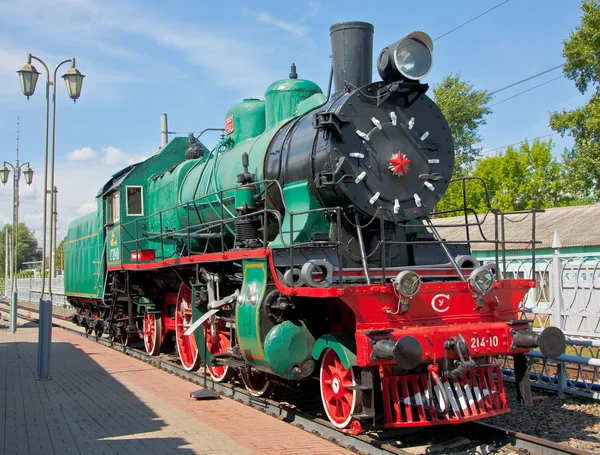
[487,75,564,107]
[372,0,510,75]
[480,133,560,156]
[488,48,600,97]
[433,0,510,41]
[489,64,564,96]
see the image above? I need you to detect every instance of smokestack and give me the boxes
[160,113,168,148]
[329,21,374,93]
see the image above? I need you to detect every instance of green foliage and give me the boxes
[433,73,492,170]
[0,223,40,275]
[18,270,34,278]
[56,237,65,270]
[549,0,600,200]
[435,139,577,215]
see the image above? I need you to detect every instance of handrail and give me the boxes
[114,176,541,286]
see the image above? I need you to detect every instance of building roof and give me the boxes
[430,205,600,251]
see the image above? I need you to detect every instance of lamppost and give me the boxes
[17,54,84,378]
[16,54,85,301]
[0,145,34,334]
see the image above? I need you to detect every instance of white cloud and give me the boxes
[67,146,97,161]
[101,146,143,166]
[0,212,10,225]
[23,211,43,224]
[67,145,146,166]
[0,46,33,97]
[19,183,37,200]
[77,201,96,215]
[251,11,309,38]
[0,0,279,96]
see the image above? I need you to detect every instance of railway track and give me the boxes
[0,301,592,455]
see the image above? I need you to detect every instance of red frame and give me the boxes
[106,247,534,366]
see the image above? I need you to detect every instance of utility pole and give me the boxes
[1,118,34,332]
[50,186,57,278]
[4,231,10,294]
[11,119,21,331]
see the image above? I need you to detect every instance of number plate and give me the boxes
[470,335,499,349]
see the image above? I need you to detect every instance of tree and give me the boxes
[549,0,600,201]
[435,139,576,215]
[56,237,66,271]
[0,223,40,277]
[433,73,492,170]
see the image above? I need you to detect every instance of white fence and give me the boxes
[483,250,600,399]
[6,276,69,306]
[485,250,600,337]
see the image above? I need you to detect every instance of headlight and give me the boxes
[394,38,432,80]
[377,31,433,83]
[393,271,421,297]
[468,266,495,294]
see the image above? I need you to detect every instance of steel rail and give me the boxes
[0,301,591,455]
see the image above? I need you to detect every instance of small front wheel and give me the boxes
[319,348,358,429]
[143,311,162,356]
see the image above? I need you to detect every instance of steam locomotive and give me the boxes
[64,21,565,433]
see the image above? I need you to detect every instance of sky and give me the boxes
[0,0,589,248]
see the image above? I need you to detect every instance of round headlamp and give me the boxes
[393,270,421,297]
[394,38,432,80]
[377,31,433,83]
[468,266,495,294]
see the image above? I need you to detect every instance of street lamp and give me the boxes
[1,152,34,334]
[17,62,40,99]
[17,53,85,304]
[16,55,83,376]
[62,64,85,102]
[0,165,9,184]
[23,167,34,185]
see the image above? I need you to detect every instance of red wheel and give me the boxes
[320,348,357,429]
[143,311,162,356]
[204,320,234,382]
[175,284,200,371]
[240,368,277,397]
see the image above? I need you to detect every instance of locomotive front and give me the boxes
[174,21,567,433]
[264,22,455,223]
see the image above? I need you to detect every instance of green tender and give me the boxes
[64,200,105,299]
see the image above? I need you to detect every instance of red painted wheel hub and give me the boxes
[143,311,162,356]
[144,312,155,352]
[240,369,276,397]
[320,348,357,429]
[203,320,232,382]
[175,284,200,371]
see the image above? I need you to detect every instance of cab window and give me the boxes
[107,191,120,223]
[126,186,143,216]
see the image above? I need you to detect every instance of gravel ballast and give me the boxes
[488,384,600,453]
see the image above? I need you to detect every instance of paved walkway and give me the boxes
[0,315,352,455]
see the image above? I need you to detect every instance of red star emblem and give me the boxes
[389,153,411,176]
